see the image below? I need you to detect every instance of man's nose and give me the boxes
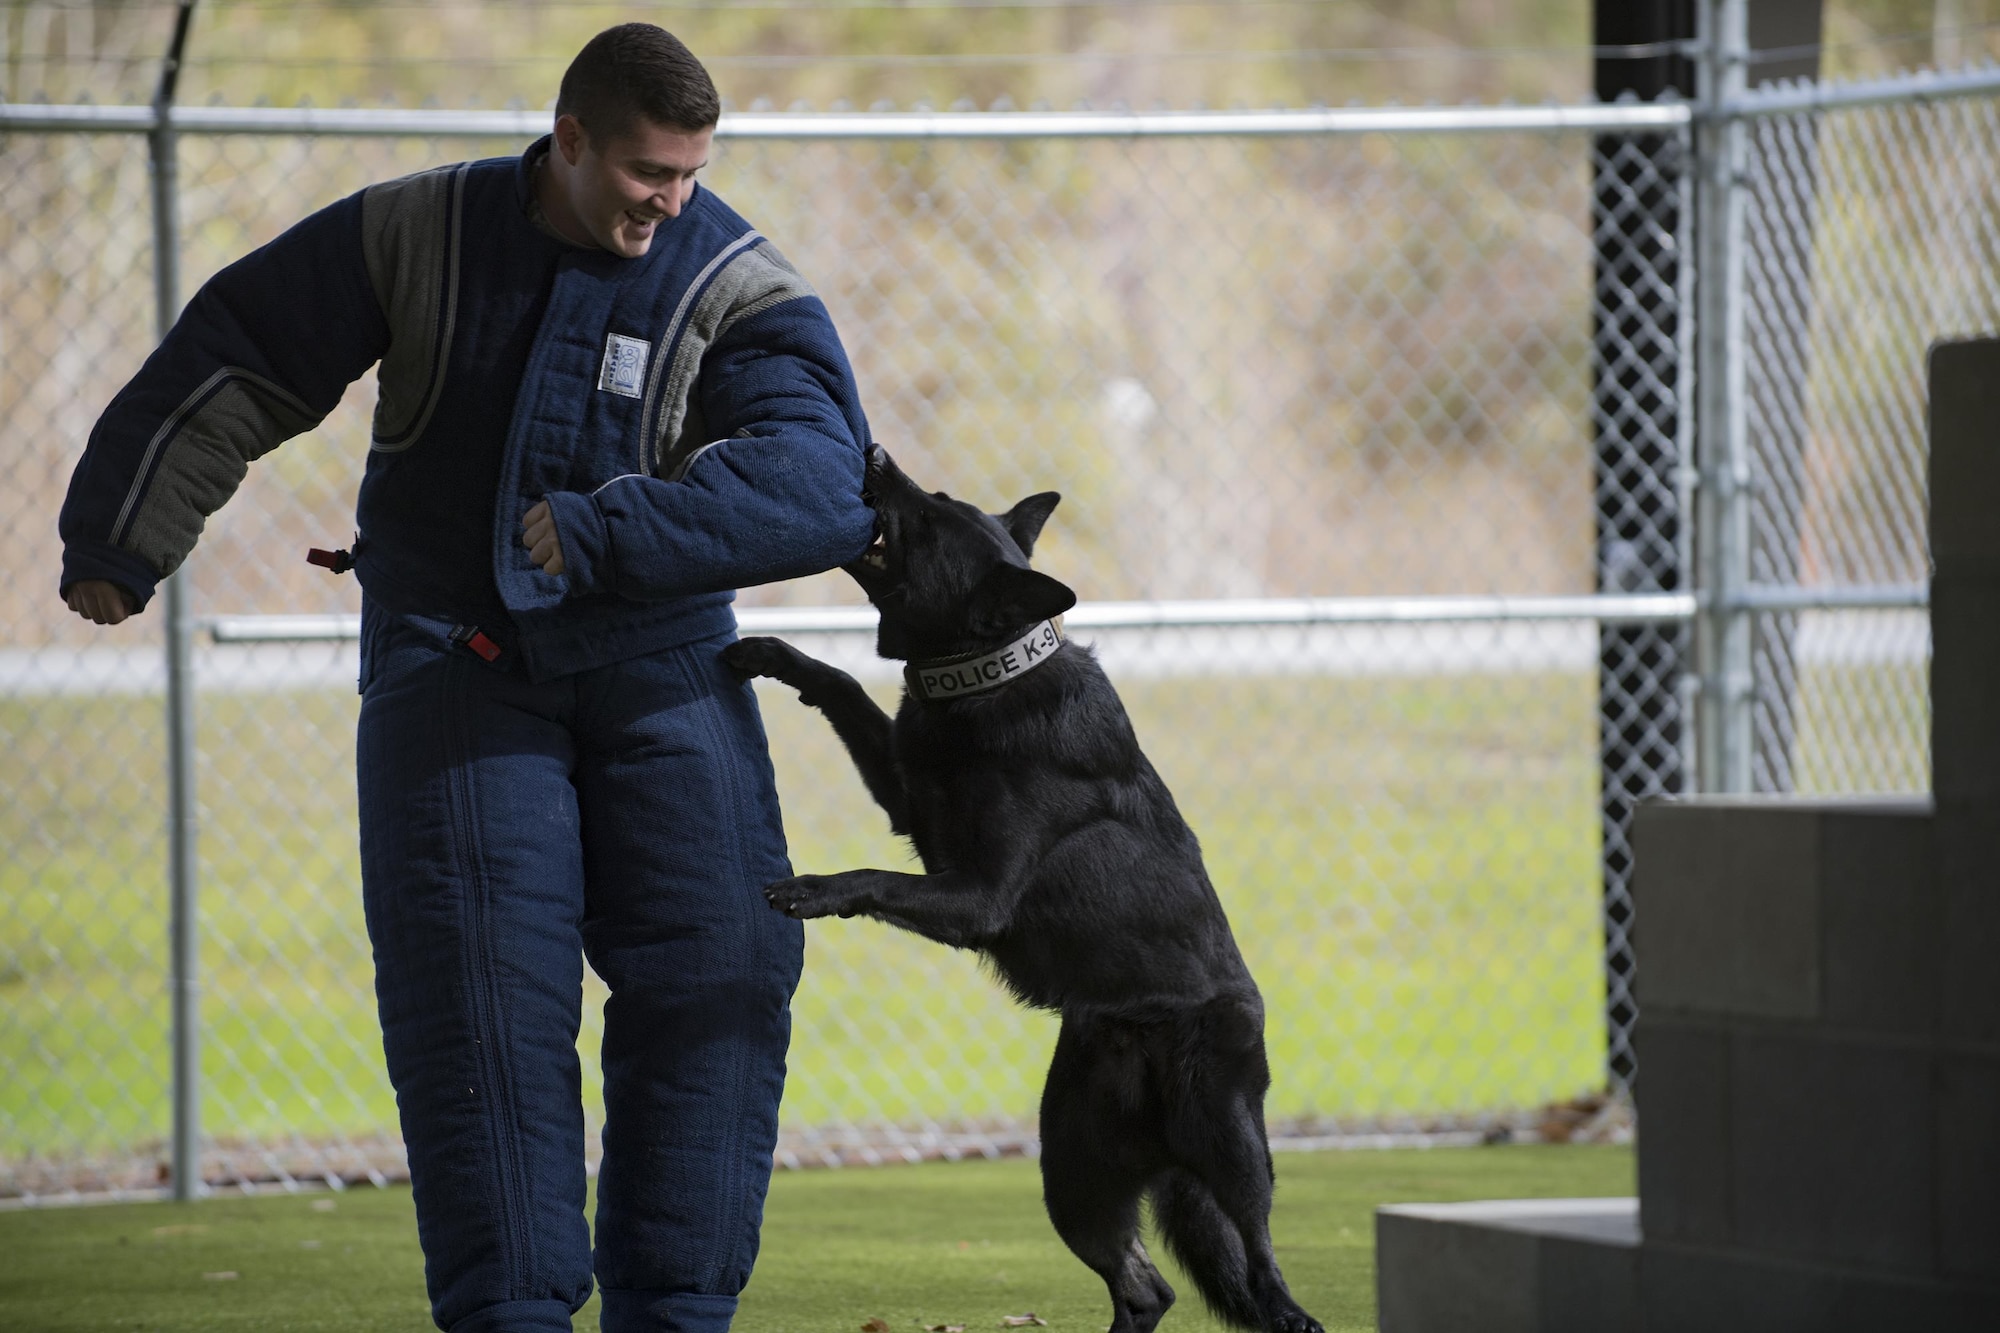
[657,185,683,219]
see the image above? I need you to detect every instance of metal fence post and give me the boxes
[1694,0,1753,794]
[151,0,202,1204]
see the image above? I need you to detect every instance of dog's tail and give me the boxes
[1150,1168,1264,1330]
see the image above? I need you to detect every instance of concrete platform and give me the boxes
[1375,1198,2000,1332]
[1375,1198,1639,1333]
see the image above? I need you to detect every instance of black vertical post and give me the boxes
[1592,0,1695,1097]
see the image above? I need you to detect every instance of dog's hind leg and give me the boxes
[1154,1142,1321,1333]
[1039,1019,1175,1333]
[1161,1015,1322,1333]
[1149,1166,1261,1329]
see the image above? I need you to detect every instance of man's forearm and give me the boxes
[541,431,873,601]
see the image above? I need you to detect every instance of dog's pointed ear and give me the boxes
[1000,491,1061,557]
[969,563,1077,636]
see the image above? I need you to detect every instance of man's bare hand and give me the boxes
[522,500,566,576]
[65,579,138,625]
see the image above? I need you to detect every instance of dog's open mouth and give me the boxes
[860,531,889,572]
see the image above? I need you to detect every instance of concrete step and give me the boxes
[1375,1197,1639,1333]
[1633,799,1935,1034]
[1374,1197,2000,1332]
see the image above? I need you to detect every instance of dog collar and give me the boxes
[904,617,1066,702]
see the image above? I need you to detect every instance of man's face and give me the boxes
[554,113,713,258]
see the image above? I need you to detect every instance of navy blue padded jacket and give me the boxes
[59,136,876,682]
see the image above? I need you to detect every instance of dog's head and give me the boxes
[846,446,1076,662]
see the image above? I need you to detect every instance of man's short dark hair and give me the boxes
[556,24,720,141]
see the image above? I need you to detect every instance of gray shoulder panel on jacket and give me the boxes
[360,163,467,451]
[649,239,818,480]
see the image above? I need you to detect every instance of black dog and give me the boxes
[721,448,1320,1333]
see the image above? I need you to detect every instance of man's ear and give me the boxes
[554,113,587,165]
[969,563,1077,637]
[999,492,1061,557]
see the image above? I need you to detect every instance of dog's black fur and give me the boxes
[721,448,1321,1333]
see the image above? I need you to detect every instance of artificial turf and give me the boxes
[0,1143,1634,1332]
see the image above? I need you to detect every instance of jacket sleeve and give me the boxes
[543,292,875,601]
[57,191,389,610]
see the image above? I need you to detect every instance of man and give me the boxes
[58,25,872,1333]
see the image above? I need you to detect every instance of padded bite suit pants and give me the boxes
[357,609,803,1333]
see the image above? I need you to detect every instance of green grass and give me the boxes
[3,669,1618,1174]
[0,1144,1636,1332]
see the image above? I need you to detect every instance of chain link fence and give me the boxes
[1,66,1968,1200]
[1741,90,1991,795]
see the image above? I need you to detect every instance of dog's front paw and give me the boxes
[720,636,802,682]
[762,874,862,920]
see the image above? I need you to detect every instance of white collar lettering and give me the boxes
[904,618,1065,702]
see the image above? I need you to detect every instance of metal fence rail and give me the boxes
[3,9,1971,1203]
[0,100,1694,137]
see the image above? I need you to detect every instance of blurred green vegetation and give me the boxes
[8,0,1589,111]
[7,1,2000,113]
[4,119,1610,642]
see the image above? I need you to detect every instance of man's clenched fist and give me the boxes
[65,579,138,625]
[522,499,566,576]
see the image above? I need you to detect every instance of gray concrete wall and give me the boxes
[1929,338,2000,1053]
[1630,799,1971,1279]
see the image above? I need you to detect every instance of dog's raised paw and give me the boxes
[720,636,797,681]
[762,874,853,920]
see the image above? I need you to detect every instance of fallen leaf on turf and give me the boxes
[1002,1316,1047,1327]
[925,1323,966,1331]
[202,1272,238,1281]
[311,1199,337,1212]
[863,1318,893,1332]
